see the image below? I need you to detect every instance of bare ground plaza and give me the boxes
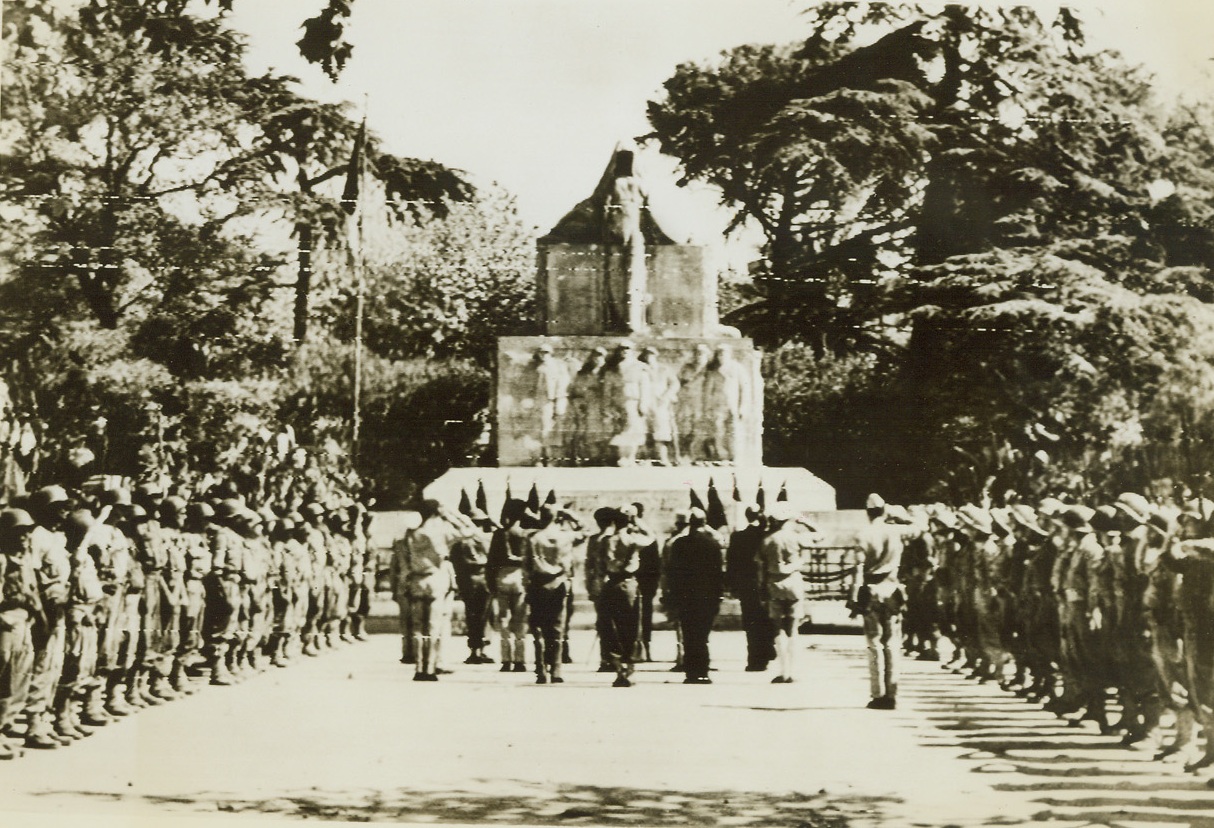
[3,624,1214,828]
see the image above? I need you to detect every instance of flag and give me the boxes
[340,115,366,216]
[731,473,742,502]
[689,488,706,511]
[475,479,488,514]
[500,479,513,524]
[777,481,789,502]
[544,489,557,506]
[457,489,472,516]
[706,478,728,530]
[527,483,540,512]
[756,483,767,510]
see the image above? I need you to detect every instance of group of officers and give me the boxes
[390,494,826,689]
[0,480,374,761]
[901,493,1214,773]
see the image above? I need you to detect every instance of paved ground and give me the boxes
[3,629,1214,828]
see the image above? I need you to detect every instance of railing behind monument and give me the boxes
[799,544,859,601]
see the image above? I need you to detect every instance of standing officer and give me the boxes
[405,499,475,681]
[659,510,688,672]
[760,502,809,684]
[850,495,922,709]
[486,499,532,673]
[450,509,495,665]
[525,505,582,683]
[726,504,773,672]
[633,502,660,663]
[584,506,619,673]
[665,508,724,684]
[600,506,643,687]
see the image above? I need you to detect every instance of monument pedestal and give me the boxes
[424,466,835,532]
[423,142,837,529]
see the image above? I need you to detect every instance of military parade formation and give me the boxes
[9,465,1214,780]
[902,493,1214,774]
[389,492,821,690]
[0,475,374,761]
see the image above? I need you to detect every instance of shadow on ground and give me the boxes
[39,782,898,826]
[897,656,1214,827]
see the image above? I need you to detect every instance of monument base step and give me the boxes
[423,465,835,532]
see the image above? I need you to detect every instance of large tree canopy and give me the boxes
[649,3,1214,505]
[0,0,524,506]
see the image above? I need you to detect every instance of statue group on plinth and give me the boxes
[496,141,764,469]
[519,341,752,467]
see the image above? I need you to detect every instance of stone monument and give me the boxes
[426,143,834,525]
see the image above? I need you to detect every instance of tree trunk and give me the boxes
[294,220,312,342]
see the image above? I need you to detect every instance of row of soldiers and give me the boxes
[391,496,819,689]
[0,481,374,761]
[901,494,1214,772]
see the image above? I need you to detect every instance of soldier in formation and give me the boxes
[0,465,374,759]
[903,493,1214,774]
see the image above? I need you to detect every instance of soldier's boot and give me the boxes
[70,691,99,735]
[499,637,514,672]
[51,693,81,743]
[105,675,133,717]
[137,669,163,706]
[271,636,289,669]
[210,642,235,686]
[512,638,527,672]
[81,687,113,727]
[534,639,548,684]
[149,668,178,702]
[413,636,436,681]
[550,640,565,683]
[1157,707,1197,760]
[25,712,60,750]
[0,735,24,760]
[351,614,368,641]
[168,661,194,696]
[121,670,146,709]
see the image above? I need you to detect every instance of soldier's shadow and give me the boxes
[906,664,1214,825]
[44,781,900,826]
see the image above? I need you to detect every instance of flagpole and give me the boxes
[352,96,368,464]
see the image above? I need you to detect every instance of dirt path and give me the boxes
[2,630,1212,827]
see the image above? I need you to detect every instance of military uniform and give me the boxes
[665,512,723,683]
[525,509,579,683]
[599,512,643,687]
[0,509,40,759]
[853,498,921,708]
[450,516,493,664]
[762,504,807,685]
[726,510,775,672]
[487,507,531,672]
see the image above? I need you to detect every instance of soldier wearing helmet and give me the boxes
[0,508,41,759]
[203,498,247,685]
[20,486,74,749]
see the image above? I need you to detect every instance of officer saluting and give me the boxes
[851,494,924,710]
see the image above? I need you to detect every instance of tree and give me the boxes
[326,186,537,365]
[1,0,286,331]
[649,3,1214,504]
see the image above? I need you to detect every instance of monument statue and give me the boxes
[530,344,570,466]
[675,343,712,464]
[639,346,679,466]
[497,141,764,468]
[565,346,608,465]
[429,139,837,525]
